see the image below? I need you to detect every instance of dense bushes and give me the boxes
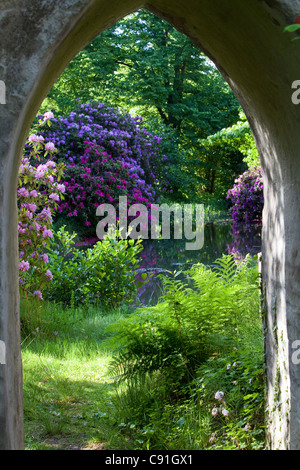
[44,226,143,308]
[195,348,265,449]
[37,102,171,234]
[55,140,156,233]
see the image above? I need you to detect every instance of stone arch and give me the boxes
[1,0,300,450]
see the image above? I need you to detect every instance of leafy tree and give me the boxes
[192,113,259,198]
[44,10,240,136]
[41,9,244,201]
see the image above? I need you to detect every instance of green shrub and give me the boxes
[44,226,143,308]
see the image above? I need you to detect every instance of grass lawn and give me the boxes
[21,299,133,450]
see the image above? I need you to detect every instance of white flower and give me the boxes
[227,364,231,370]
[214,391,224,400]
[222,409,229,417]
[212,407,218,417]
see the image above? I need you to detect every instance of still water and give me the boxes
[135,221,261,306]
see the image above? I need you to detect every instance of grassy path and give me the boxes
[21,302,130,450]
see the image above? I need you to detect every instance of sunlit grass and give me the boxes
[21,299,131,450]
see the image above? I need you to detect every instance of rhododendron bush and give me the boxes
[55,140,154,231]
[38,102,168,233]
[226,167,264,228]
[226,167,263,261]
[18,113,65,298]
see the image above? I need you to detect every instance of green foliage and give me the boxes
[193,112,260,198]
[284,23,300,40]
[195,347,265,450]
[44,226,143,308]
[106,255,260,387]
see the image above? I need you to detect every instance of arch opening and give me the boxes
[1,0,300,450]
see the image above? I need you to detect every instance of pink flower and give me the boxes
[19,260,30,271]
[41,254,49,263]
[28,203,37,212]
[45,269,53,280]
[49,193,60,202]
[42,228,53,238]
[43,111,54,120]
[34,221,41,232]
[35,165,47,179]
[28,134,44,143]
[40,207,52,222]
[25,210,33,220]
[18,188,29,198]
[33,290,43,300]
[45,142,55,151]
[214,391,224,400]
[30,190,38,197]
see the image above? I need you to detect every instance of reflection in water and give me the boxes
[135,221,261,306]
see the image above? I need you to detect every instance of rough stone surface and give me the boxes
[1,0,300,449]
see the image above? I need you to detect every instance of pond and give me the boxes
[134,220,261,306]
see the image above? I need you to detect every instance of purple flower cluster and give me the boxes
[226,167,264,228]
[35,102,171,230]
[39,102,166,200]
